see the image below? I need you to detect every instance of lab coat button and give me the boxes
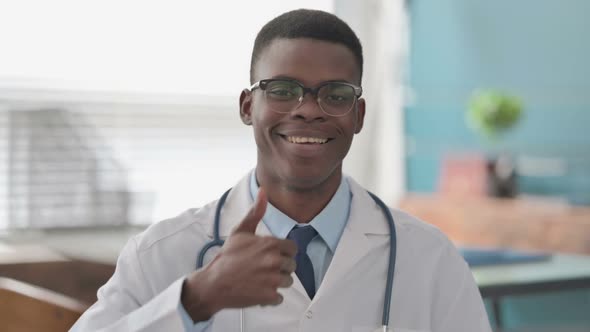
[305,310,313,319]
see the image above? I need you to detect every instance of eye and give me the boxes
[320,84,355,104]
[326,94,349,102]
[324,90,353,104]
[268,88,295,97]
[265,81,300,100]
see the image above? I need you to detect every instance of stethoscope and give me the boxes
[197,188,397,332]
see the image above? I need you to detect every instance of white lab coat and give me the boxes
[71,173,492,332]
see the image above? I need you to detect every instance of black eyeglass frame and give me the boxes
[249,78,363,117]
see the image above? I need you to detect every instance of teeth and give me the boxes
[286,136,328,144]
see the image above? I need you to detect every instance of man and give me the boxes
[71,9,492,332]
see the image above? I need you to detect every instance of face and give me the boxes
[240,38,365,190]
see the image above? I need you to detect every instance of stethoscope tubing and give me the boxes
[196,188,397,329]
[196,188,231,268]
[367,192,397,328]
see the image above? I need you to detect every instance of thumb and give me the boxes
[233,188,267,234]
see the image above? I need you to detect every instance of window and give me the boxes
[0,0,407,229]
[0,1,334,229]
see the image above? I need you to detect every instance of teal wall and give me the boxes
[405,0,590,204]
[406,0,590,328]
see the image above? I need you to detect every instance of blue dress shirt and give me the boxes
[179,171,351,331]
[249,172,351,289]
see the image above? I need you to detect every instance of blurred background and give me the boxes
[0,0,588,331]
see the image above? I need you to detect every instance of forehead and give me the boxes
[254,38,360,85]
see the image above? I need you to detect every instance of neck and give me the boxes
[255,168,342,223]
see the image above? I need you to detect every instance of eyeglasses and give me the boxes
[250,79,362,117]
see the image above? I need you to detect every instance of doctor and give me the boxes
[71,9,492,332]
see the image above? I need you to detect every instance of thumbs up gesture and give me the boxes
[182,189,298,322]
[232,188,270,233]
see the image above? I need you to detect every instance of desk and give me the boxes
[3,228,590,327]
[472,254,590,329]
[399,195,590,255]
[0,243,69,264]
[1,226,143,265]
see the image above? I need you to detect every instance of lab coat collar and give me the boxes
[311,176,392,302]
[206,170,391,239]
[206,170,393,302]
[346,176,391,235]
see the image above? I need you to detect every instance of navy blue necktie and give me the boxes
[287,226,318,299]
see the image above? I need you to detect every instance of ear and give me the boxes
[354,98,366,134]
[239,89,253,125]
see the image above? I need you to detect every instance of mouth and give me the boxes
[280,135,331,144]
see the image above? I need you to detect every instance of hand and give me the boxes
[182,188,298,322]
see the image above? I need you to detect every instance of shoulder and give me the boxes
[133,199,218,253]
[129,171,253,257]
[391,207,468,274]
[344,175,461,262]
[391,208,454,250]
[346,175,454,246]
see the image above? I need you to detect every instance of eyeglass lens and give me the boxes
[264,80,356,116]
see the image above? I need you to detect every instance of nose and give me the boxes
[290,93,326,122]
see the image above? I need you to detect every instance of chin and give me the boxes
[280,165,340,191]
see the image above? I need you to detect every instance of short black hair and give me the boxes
[250,9,363,84]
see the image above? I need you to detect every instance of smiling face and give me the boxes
[240,38,365,191]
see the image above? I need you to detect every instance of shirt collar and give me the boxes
[249,170,351,253]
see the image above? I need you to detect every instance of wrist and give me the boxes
[181,269,221,322]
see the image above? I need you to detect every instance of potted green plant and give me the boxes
[467,90,524,197]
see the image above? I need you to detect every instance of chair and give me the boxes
[0,277,88,332]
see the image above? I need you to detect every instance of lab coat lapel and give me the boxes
[283,275,312,304]
[206,171,310,299]
[207,172,391,302]
[204,174,310,310]
[313,177,390,301]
